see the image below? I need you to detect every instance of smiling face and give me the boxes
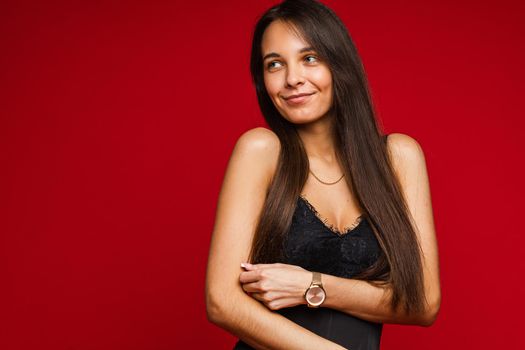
[261,20,333,125]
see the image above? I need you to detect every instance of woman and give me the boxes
[205,0,441,349]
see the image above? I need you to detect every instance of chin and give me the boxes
[284,110,330,124]
[279,112,310,124]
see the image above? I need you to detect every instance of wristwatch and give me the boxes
[304,271,326,308]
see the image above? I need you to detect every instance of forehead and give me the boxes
[261,20,310,55]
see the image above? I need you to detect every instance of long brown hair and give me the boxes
[248,0,426,316]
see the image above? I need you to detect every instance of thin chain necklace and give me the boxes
[308,168,345,185]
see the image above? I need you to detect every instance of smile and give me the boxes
[283,92,316,105]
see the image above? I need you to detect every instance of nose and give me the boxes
[285,62,305,88]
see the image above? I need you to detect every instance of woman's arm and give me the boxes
[209,283,346,350]
[323,133,441,325]
[240,133,441,327]
[205,127,347,350]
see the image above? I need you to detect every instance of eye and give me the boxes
[267,61,283,70]
[304,55,319,63]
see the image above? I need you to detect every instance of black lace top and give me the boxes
[233,195,383,350]
[284,195,381,278]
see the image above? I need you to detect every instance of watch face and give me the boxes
[306,285,326,306]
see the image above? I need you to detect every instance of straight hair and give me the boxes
[248,0,426,316]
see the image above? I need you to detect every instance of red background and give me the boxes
[1,0,524,349]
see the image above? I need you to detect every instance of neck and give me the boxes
[296,115,337,164]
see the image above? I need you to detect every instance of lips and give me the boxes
[283,92,315,100]
[283,92,316,105]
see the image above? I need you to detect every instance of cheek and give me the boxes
[311,68,333,90]
[263,73,280,97]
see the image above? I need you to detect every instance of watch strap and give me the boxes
[312,271,322,286]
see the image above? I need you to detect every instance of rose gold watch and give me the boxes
[304,271,326,308]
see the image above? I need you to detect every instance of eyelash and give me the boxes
[266,55,319,69]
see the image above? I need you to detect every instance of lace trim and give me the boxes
[299,194,364,236]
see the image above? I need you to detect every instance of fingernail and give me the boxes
[241,263,246,268]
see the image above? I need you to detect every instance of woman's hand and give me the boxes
[239,262,312,310]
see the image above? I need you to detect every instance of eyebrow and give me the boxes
[262,46,315,61]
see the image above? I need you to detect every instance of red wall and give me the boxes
[2,0,524,349]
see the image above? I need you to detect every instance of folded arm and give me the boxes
[207,276,346,350]
[205,128,347,350]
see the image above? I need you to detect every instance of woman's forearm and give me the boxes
[321,274,439,326]
[208,289,347,350]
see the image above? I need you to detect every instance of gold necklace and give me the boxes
[308,168,345,185]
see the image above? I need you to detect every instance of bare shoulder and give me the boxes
[232,127,281,186]
[386,132,425,160]
[385,132,426,176]
[235,127,280,153]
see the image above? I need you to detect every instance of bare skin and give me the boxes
[205,19,441,349]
